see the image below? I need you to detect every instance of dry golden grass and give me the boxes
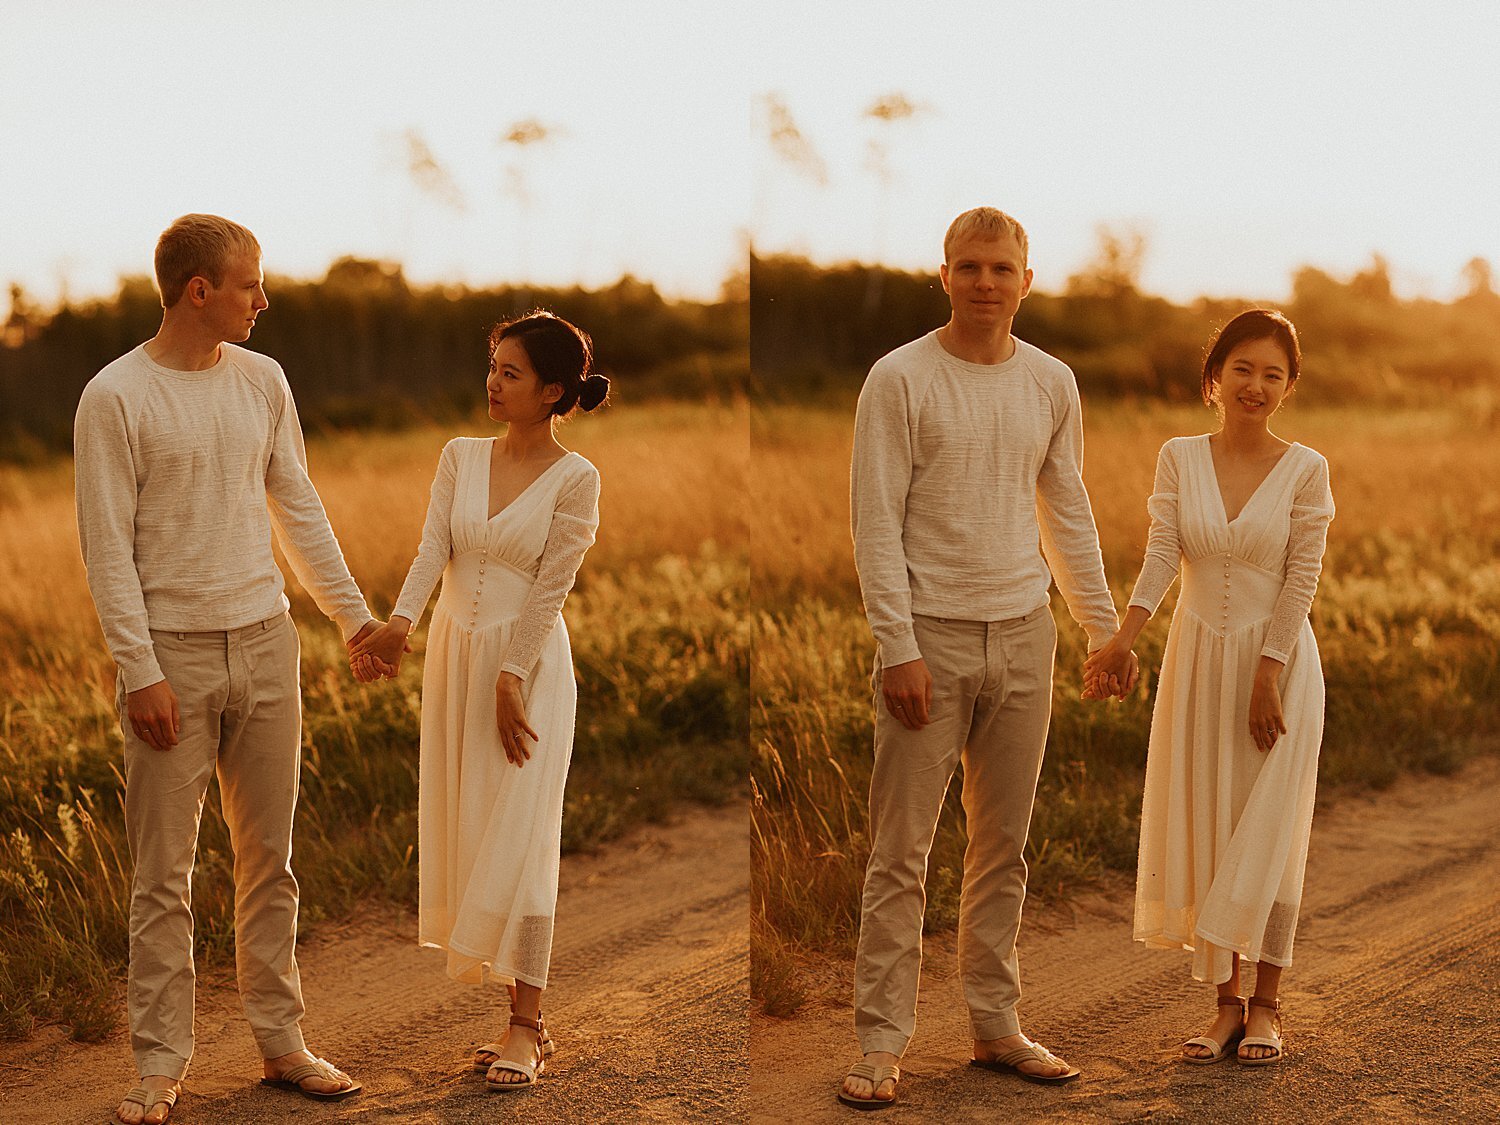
[750,399,1500,1013]
[0,401,748,1040]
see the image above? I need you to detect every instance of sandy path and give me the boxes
[751,756,1500,1124]
[1,801,748,1124]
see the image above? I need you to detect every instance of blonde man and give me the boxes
[840,208,1137,1108]
[75,214,379,1124]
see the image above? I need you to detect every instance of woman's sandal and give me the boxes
[1182,995,1247,1065]
[474,1017,554,1070]
[485,1014,547,1091]
[1237,996,1284,1066]
[836,1060,900,1110]
[117,1084,178,1123]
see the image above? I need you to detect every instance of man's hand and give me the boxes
[881,657,934,731]
[347,619,411,682]
[1082,641,1139,701]
[127,679,181,751]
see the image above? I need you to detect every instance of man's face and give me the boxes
[199,253,268,343]
[940,232,1032,330]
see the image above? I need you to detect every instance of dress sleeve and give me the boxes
[499,466,601,681]
[1127,440,1183,616]
[850,365,921,665]
[392,439,461,628]
[1261,453,1335,663]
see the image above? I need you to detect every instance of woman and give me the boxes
[351,310,609,1089]
[1086,309,1334,1067]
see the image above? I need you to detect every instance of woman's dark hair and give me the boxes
[488,309,610,417]
[1201,308,1301,407]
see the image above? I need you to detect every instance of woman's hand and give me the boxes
[348,617,413,682]
[1248,657,1287,753]
[495,670,539,765]
[1083,636,1136,700]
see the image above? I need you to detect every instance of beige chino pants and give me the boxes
[117,612,308,1080]
[854,607,1057,1056]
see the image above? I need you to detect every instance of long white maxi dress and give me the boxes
[1128,435,1335,984]
[392,436,600,989]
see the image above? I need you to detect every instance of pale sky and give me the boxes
[753,1,1500,303]
[0,0,753,310]
[5,2,1499,314]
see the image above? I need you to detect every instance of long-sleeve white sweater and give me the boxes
[851,331,1118,666]
[74,343,374,691]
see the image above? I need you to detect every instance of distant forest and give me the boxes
[0,259,748,460]
[753,241,1500,409]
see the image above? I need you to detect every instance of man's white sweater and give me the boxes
[851,331,1118,666]
[74,343,373,691]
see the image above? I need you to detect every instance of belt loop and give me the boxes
[176,631,187,640]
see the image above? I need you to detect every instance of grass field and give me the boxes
[750,398,1500,1015]
[0,401,748,1040]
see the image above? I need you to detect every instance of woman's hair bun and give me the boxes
[579,372,611,412]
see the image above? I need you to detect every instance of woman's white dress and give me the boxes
[393,436,600,989]
[1128,435,1335,984]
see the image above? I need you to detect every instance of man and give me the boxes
[75,214,383,1124]
[839,207,1137,1109]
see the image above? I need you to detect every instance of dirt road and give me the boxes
[1,802,748,1124]
[751,756,1500,1124]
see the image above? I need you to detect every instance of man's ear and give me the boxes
[187,276,211,305]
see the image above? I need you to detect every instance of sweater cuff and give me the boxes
[339,612,379,645]
[876,628,922,668]
[120,655,167,695]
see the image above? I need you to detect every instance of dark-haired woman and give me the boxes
[1086,310,1334,1068]
[352,311,609,1090]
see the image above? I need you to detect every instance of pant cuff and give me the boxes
[857,1032,910,1057]
[972,1009,1022,1041]
[258,1026,307,1060]
[135,1051,190,1082]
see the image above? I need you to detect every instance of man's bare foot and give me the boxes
[486,1022,543,1086]
[973,1032,1072,1078]
[262,1049,356,1095]
[115,1076,180,1125]
[1183,1003,1246,1061]
[840,1050,899,1104]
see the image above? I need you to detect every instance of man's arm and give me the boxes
[262,370,376,640]
[851,364,933,729]
[851,365,921,665]
[1035,373,1120,652]
[74,382,181,749]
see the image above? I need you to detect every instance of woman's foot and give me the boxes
[115,1077,180,1125]
[1182,995,1246,1063]
[486,1018,545,1088]
[840,1050,899,1105]
[1238,996,1283,1063]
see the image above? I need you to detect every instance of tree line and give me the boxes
[752,244,1500,408]
[0,259,748,460]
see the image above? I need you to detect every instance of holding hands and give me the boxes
[348,617,414,683]
[1082,638,1140,701]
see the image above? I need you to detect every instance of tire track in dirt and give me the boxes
[751,755,1500,1124]
[1,800,749,1124]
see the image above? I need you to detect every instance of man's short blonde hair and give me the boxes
[943,207,1028,266]
[154,214,261,308]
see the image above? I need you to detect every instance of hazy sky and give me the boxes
[753,1,1500,303]
[0,0,753,308]
[5,2,1499,312]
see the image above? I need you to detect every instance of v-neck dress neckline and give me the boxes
[485,441,575,523]
[1204,435,1299,526]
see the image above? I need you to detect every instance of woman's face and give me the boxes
[487,336,560,424]
[1213,335,1294,423]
